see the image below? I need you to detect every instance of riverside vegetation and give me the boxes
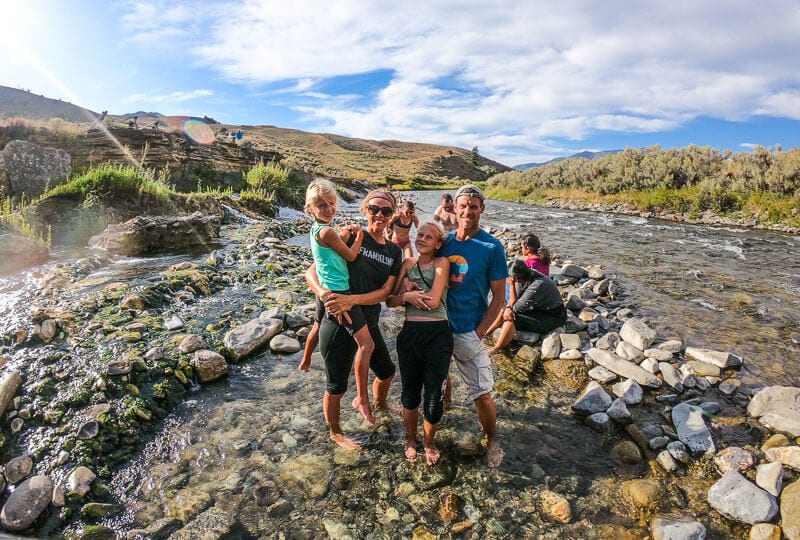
[486,145,800,232]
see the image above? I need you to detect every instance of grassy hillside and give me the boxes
[0,87,511,187]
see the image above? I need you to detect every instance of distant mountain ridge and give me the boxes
[514,150,621,170]
[0,85,99,122]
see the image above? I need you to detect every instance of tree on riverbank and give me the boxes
[488,145,800,227]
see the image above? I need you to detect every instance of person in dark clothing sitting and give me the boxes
[487,259,566,355]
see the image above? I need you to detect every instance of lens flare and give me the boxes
[183,119,216,145]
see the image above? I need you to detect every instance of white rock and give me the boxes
[588,366,617,384]
[164,316,185,331]
[747,386,800,437]
[640,357,659,374]
[616,341,644,362]
[685,346,742,368]
[611,379,643,405]
[586,348,662,388]
[650,516,706,540]
[606,398,632,424]
[559,333,581,350]
[659,362,684,392]
[765,446,800,471]
[707,470,778,525]
[755,462,783,497]
[619,318,656,351]
[65,466,96,497]
[585,412,611,433]
[558,349,583,360]
[644,348,673,361]
[270,334,302,353]
[572,381,612,416]
[224,317,283,361]
[541,332,562,360]
[656,450,679,472]
[672,402,715,455]
[657,340,683,353]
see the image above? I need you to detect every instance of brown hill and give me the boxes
[0,87,511,187]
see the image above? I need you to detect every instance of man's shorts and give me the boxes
[452,331,494,401]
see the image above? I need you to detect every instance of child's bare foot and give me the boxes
[327,423,360,450]
[404,438,418,461]
[424,442,441,465]
[330,432,361,451]
[352,397,376,425]
[298,356,311,372]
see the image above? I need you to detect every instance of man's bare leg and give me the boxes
[475,393,503,467]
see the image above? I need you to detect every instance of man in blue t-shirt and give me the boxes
[439,184,508,468]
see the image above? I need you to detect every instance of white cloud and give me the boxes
[119,0,800,164]
[122,89,214,105]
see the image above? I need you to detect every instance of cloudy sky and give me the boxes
[2,0,799,165]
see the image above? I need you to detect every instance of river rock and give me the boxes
[270,334,301,353]
[66,466,96,497]
[658,362,684,392]
[762,433,789,451]
[179,334,206,354]
[707,470,778,525]
[719,378,741,395]
[672,402,715,455]
[611,440,643,464]
[746,386,800,437]
[560,264,586,279]
[588,366,617,384]
[586,348,662,388]
[560,333,581,350]
[572,381,612,416]
[585,412,610,433]
[278,453,331,498]
[171,506,233,540]
[38,319,58,342]
[616,341,644,362]
[650,516,706,540]
[224,316,283,361]
[606,398,632,424]
[644,348,673,361]
[192,350,228,383]
[756,462,783,497]
[657,339,683,353]
[0,475,54,531]
[0,139,71,197]
[656,450,679,472]
[684,346,742,369]
[540,490,571,523]
[144,347,164,361]
[596,332,620,351]
[714,447,755,474]
[0,371,23,420]
[166,488,212,522]
[541,332,561,359]
[4,455,33,484]
[782,479,800,540]
[164,316,185,331]
[749,523,781,540]
[619,318,656,351]
[686,360,721,377]
[622,479,661,506]
[88,212,221,256]
[611,378,643,405]
[667,441,691,464]
[765,446,800,471]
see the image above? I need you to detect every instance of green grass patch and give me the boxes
[40,164,174,201]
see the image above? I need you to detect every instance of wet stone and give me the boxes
[650,516,706,540]
[4,456,33,484]
[588,366,617,384]
[622,479,661,507]
[656,450,679,472]
[572,381,612,416]
[611,378,643,405]
[77,420,100,440]
[164,316,185,331]
[178,334,206,354]
[0,475,54,531]
[707,470,778,525]
[749,523,781,540]
[714,447,755,474]
[667,441,691,464]
[144,346,164,361]
[611,440,643,464]
[607,398,632,424]
[756,462,783,497]
[619,318,656,351]
[66,466,96,497]
[270,334,302,353]
[540,490,571,523]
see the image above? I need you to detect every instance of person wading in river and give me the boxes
[303,189,402,450]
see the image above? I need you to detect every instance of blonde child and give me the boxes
[387,221,451,465]
[300,179,376,425]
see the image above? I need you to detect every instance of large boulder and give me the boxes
[88,212,221,255]
[0,140,71,197]
[0,230,49,274]
[0,475,54,530]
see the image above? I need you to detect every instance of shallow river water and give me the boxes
[2,191,799,538]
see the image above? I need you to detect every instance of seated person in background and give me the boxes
[486,259,566,355]
[521,233,551,276]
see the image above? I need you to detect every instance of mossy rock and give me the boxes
[542,359,589,391]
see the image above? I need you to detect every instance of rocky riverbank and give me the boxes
[0,216,798,538]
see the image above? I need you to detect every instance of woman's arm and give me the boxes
[325,275,398,316]
[386,260,413,308]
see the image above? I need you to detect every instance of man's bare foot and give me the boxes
[424,442,441,466]
[404,438,418,461]
[298,356,311,372]
[486,439,504,468]
[352,397,376,425]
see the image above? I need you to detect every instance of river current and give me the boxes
[1,190,798,537]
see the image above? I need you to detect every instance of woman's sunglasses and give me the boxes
[367,205,394,217]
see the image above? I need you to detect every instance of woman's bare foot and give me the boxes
[327,424,360,450]
[353,397,376,425]
[404,438,418,461]
[424,442,441,465]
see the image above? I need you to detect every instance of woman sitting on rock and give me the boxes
[487,259,566,355]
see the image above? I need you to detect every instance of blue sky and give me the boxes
[2,0,800,166]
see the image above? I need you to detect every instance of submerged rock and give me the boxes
[671,402,715,455]
[707,470,778,525]
[0,475,54,531]
[649,516,706,540]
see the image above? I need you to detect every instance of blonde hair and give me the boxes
[359,189,397,215]
[419,221,445,241]
[305,179,338,215]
